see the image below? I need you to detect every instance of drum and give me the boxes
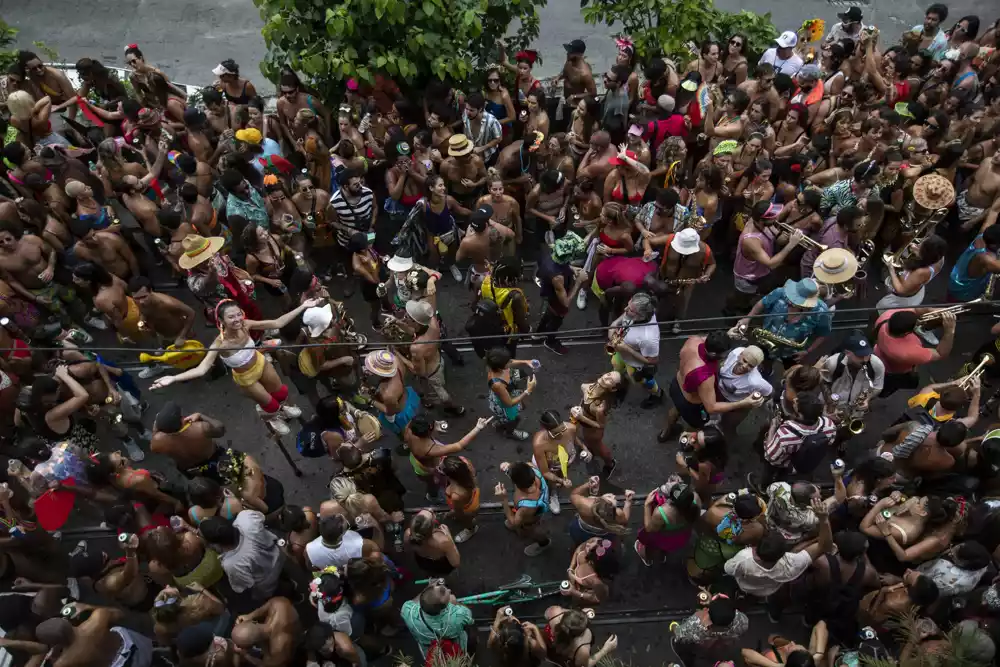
[356,412,382,443]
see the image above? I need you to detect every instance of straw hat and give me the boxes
[448,134,474,157]
[813,248,858,284]
[178,234,226,270]
[912,174,955,211]
[363,349,399,378]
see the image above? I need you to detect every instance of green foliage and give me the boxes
[581,0,777,67]
[0,18,59,73]
[252,0,546,101]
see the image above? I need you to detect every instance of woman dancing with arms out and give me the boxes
[150,298,321,434]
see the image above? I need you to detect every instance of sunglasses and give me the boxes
[126,58,139,66]
[730,40,743,47]
[280,88,296,96]
[487,78,500,83]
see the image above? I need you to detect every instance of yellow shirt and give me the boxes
[906,391,955,423]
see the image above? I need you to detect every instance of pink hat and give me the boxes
[628,124,643,136]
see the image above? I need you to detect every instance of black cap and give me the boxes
[838,7,863,22]
[843,330,871,357]
[470,204,493,229]
[563,39,586,55]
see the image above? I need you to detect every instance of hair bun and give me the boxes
[125,43,138,51]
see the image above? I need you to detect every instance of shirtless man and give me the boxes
[497,134,549,199]
[69,219,138,280]
[476,175,522,256]
[440,135,487,210]
[179,183,227,241]
[67,534,151,609]
[276,73,332,145]
[232,597,301,667]
[34,606,153,667]
[576,130,617,192]
[72,263,151,345]
[737,64,781,122]
[404,413,488,501]
[658,332,762,441]
[396,300,465,416]
[3,197,72,252]
[532,410,578,514]
[561,40,598,110]
[361,349,418,447]
[115,175,163,238]
[129,276,196,347]
[457,205,515,291]
[174,626,238,667]
[150,403,227,475]
[0,220,89,327]
[959,151,1000,231]
[427,105,455,155]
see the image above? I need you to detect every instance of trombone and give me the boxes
[957,354,994,390]
[776,222,827,252]
[915,297,985,325]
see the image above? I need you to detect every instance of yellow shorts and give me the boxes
[231,351,266,387]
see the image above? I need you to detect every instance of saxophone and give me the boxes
[845,387,872,435]
[749,327,807,353]
[606,318,633,355]
[378,315,415,356]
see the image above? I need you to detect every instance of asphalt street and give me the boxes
[7,0,995,85]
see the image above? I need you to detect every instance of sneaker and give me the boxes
[123,439,145,462]
[85,316,107,330]
[576,289,588,310]
[138,365,166,380]
[449,264,463,282]
[524,540,551,557]
[549,492,561,515]
[442,405,466,417]
[279,404,302,419]
[600,459,618,480]
[256,405,290,435]
[61,328,93,345]
[425,491,445,504]
[640,389,664,409]
[671,321,681,334]
[454,526,479,544]
[70,540,87,557]
[543,339,569,356]
[634,540,652,567]
[509,429,530,441]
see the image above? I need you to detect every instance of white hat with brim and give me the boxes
[670,228,701,255]
[783,278,820,308]
[178,234,226,270]
[813,248,859,285]
[303,304,334,338]
[387,255,414,272]
[212,64,235,77]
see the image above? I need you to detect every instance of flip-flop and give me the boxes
[634,540,651,567]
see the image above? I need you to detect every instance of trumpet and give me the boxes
[916,297,985,325]
[956,354,994,390]
[775,222,828,252]
[606,318,633,354]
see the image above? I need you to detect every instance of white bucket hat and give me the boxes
[670,228,701,255]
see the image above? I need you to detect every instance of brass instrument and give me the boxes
[856,241,875,271]
[731,323,807,353]
[776,222,827,252]
[956,354,994,390]
[900,202,951,233]
[377,315,415,355]
[847,387,873,436]
[882,240,919,270]
[987,272,998,301]
[606,318,633,354]
[683,215,708,232]
[915,297,985,325]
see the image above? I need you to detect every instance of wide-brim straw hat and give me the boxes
[178,234,226,270]
[912,173,955,211]
[813,248,859,284]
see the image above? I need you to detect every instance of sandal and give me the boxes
[634,540,651,567]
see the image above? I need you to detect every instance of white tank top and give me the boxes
[305,530,363,570]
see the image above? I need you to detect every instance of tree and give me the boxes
[581,0,777,67]
[252,0,546,100]
[0,18,58,72]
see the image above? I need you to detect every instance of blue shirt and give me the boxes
[760,288,833,353]
[911,25,949,61]
[949,235,994,301]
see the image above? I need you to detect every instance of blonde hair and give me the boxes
[7,90,35,119]
[328,476,368,518]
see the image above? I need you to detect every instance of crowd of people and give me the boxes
[0,4,1000,667]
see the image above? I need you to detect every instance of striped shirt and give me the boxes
[329,186,375,246]
[764,416,836,469]
[463,110,503,163]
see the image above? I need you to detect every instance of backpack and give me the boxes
[785,422,832,474]
[465,298,506,337]
[295,420,327,458]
